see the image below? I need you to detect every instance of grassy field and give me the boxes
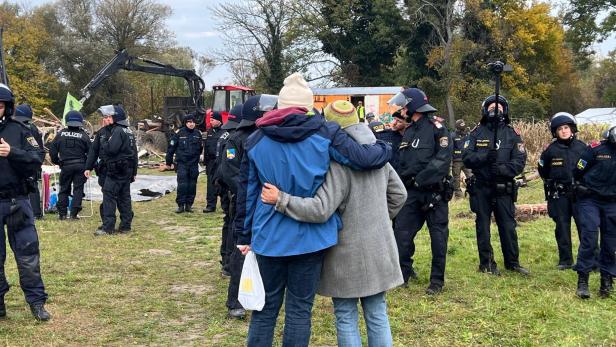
[0,172,615,346]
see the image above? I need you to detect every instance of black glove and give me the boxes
[490,163,499,176]
[6,200,28,231]
[487,149,497,162]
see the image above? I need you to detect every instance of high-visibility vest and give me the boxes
[357,106,365,121]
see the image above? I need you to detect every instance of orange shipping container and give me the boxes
[311,87,403,120]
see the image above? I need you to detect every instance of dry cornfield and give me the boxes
[510,121,609,170]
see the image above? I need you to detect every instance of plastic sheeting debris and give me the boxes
[84,175,177,202]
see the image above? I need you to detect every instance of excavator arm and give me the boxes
[79,49,206,125]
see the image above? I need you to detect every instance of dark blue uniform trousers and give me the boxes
[394,189,449,285]
[574,198,616,276]
[0,198,47,304]
[176,163,199,207]
[102,176,133,232]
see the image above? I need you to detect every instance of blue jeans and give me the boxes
[333,292,393,347]
[247,250,325,347]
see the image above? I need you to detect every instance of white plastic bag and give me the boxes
[238,251,265,311]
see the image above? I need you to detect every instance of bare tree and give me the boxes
[95,0,173,53]
[407,0,461,125]
[213,0,332,92]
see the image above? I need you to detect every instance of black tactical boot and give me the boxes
[479,263,501,276]
[510,265,530,276]
[425,282,443,295]
[184,204,193,213]
[69,210,80,220]
[30,302,51,321]
[576,272,590,299]
[58,214,67,221]
[203,206,215,213]
[599,272,613,298]
[94,228,113,236]
[0,296,5,318]
[175,205,185,213]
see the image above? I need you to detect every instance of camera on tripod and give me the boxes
[488,61,513,75]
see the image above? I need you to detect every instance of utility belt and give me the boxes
[544,179,573,200]
[61,158,86,167]
[107,159,134,176]
[405,176,455,210]
[467,177,519,202]
[574,183,616,202]
[0,183,30,199]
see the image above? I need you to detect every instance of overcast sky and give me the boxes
[12,0,616,90]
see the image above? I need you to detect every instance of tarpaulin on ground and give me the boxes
[83,174,177,202]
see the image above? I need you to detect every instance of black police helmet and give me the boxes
[0,83,15,118]
[604,125,616,144]
[14,104,33,123]
[112,105,128,126]
[550,112,577,137]
[222,103,243,130]
[65,110,85,127]
[388,88,437,115]
[481,95,509,122]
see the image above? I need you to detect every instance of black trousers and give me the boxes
[176,163,199,207]
[57,163,87,216]
[219,189,231,269]
[226,195,245,310]
[102,175,133,232]
[0,197,47,304]
[28,170,42,218]
[394,189,449,285]
[469,183,520,270]
[547,196,581,266]
[205,164,219,209]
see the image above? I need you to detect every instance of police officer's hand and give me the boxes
[261,183,280,205]
[490,163,499,176]
[0,138,10,157]
[487,149,497,162]
[84,170,91,178]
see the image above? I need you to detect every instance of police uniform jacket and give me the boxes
[0,118,43,193]
[221,126,254,194]
[166,127,203,166]
[397,115,452,189]
[212,129,234,185]
[375,129,402,171]
[85,126,112,171]
[462,122,527,182]
[575,140,616,198]
[104,124,138,177]
[203,126,223,166]
[50,127,91,167]
[538,138,586,185]
[451,130,468,162]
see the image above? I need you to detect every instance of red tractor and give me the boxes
[205,85,255,129]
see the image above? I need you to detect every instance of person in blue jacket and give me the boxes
[234,73,392,347]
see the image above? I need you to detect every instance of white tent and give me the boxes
[575,108,616,125]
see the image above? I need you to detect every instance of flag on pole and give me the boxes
[63,92,83,125]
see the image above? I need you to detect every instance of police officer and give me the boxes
[13,104,45,219]
[203,111,224,213]
[222,94,276,318]
[0,84,50,320]
[96,105,137,235]
[371,111,404,171]
[50,110,91,220]
[572,126,616,299]
[390,88,453,295]
[165,113,203,213]
[85,105,115,231]
[463,95,529,276]
[451,119,472,198]
[212,104,242,276]
[538,113,587,270]
[357,100,365,122]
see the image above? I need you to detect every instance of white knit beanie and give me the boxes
[277,73,314,110]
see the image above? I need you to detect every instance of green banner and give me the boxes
[63,92,83,124]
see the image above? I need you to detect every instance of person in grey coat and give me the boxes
[261,100,407,347]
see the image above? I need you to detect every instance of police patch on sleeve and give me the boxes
[170,140,175,146]
[517,143,526,153]
[226,148,236,160]
[464,140,469,149]
[26,136,39,147]
[439,137,448,148]
[577,159,587,170]
[538,159,544,167]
